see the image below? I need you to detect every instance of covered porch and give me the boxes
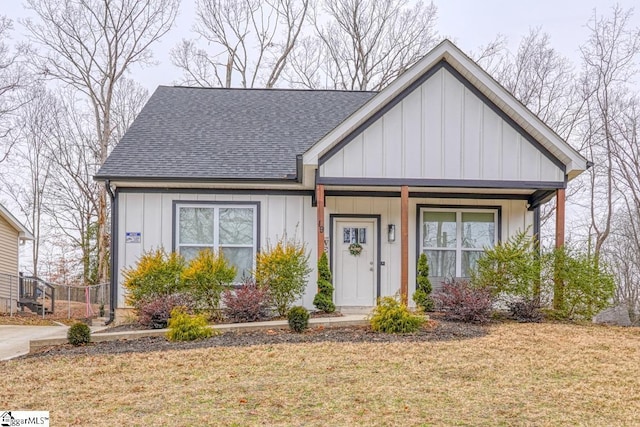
[314,183,566,306]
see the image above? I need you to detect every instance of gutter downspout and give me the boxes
[105,180,117,325]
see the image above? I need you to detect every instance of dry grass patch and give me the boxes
[0,313,58,326]
[1,322,639,426]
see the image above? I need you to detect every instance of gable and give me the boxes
[318,63,565,184]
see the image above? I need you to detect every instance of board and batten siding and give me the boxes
[0,215,20,311]
[320,67,564,183]
[117,192,532,309]
[116,192,317,309]
[324,196,533,301]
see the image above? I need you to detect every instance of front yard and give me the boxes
[1,321,639,426]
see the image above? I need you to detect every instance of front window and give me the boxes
[421,208,497,278]
[176,203,258,281]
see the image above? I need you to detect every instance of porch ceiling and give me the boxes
[323,185,534,195]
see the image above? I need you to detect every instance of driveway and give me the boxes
[0,325,68,361]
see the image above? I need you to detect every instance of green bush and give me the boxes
[313,252,336,313]
[547,247,615,320]
[413,252,434,311]
[166,307,214,342]
[67,322,91,346]
[472,231,541,299]
[122,249,187,306]
[255,236,312,316]
[472,229,615,321]
[287,306,310,333]
[370,296,425,333]
[182,248,237,315]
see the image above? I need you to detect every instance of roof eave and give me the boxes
[302,39,589,178]
[0,203,33,239]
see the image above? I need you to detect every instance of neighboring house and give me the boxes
[0,203,33,313]
[96,40,588,320]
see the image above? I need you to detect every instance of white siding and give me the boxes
[116,192,316,309]
[117,191,532,309]
[324,196,532,304]
[320,67,565,183]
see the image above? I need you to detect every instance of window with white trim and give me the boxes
[420,208,498,278]
[176,203,258,281]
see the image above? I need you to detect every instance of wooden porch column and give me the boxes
[400,185,409,304]
[553,188,566,310]
[555,188,565,248]
[316,184,325,259]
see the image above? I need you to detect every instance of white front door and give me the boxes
[334,218,377,307]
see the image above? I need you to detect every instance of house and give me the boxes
[0,203,33,313]
[95,40,588,321]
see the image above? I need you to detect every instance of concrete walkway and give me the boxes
[0,325,68,361]
[0,324,109,361]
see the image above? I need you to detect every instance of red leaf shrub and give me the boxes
[222,280,270,323]
[137,293,195,329]
[434,279,493,323]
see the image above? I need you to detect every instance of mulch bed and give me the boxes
[22,318,488,360]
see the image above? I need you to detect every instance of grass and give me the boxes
[1,322,639,426]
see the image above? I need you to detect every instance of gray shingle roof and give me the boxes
[95,86,376,181]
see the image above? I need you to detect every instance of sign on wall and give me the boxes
[125,232,141,244]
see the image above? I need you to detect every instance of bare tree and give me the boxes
[606,210,640,324]
[474,29,586,236]
[488,28,585,140]
[286,0,438,90]
[0,86,57,277]
[578,5,640,257]
[22,0,180,285]
[171,0,309,88]
[44,91,102,285]
[0,15,30,163]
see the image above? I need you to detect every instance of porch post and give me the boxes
[553,188,565,310]
[316,184,325,259]
[555,188,565,248]
[400,185,409,305]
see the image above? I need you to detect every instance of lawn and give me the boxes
[1,322,639,426]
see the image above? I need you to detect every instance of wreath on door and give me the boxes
[348,242,363,256]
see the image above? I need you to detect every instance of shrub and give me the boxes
[67,322,91,346]
[369,296,424,333]
[122,249,187,306]
[472,231,541,300]
[313,252,335,313]
[255,236,312,316]
[413,252,434,311]
[434,279,493,323]
[546,247,615,320]
[507,298,543,323]
[137,293,196,329]
[287,306,310,333]
[182,249,237,315]
[222,279,270,322]
[166,307,214,342]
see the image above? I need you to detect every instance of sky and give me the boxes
[2,0,639,93]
